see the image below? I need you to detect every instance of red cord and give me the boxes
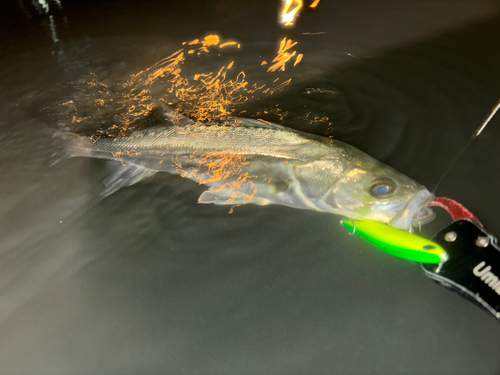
[429,197,483,227]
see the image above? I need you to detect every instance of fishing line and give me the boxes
[432,99,500,194]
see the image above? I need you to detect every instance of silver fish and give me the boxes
[51,114,434,230]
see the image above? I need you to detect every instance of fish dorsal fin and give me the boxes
[229,117,290,131]
[101,161,157,197]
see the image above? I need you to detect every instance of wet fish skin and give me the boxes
[53,117,434,230]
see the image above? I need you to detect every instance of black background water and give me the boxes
[1,0,500,374]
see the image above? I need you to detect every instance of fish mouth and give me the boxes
[412,206,436,227]
[389,189,436,230]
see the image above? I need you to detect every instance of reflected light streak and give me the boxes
[294,53,303,66]
[37,0,50,14]
[49,15,59,43]
[219,42,240,49]
[281,0,302,27]
[267,38,300,72]
[310,0,321,8]
[62,33,300,143]
[280,0,321,26]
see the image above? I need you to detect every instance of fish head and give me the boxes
[324,161,435,230]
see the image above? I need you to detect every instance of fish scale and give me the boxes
[105,123,333,160]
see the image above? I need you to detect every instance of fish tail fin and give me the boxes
[46,130,86,167]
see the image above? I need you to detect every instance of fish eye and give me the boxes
[369,178,396,198]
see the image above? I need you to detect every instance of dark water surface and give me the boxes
[2,1,500,374]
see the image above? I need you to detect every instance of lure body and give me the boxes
[342,220,448,264]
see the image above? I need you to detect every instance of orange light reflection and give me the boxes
[310,0,321,8]
[281,0,303,27]
[267,38,300,72]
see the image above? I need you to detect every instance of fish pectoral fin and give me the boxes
[198,187,272,206]
[195,159,291,207]
[101,162,157,197]
[197,190,231,205]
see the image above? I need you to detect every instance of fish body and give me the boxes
[53,116,434,230]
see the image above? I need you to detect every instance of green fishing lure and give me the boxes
[342,220,448,264]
